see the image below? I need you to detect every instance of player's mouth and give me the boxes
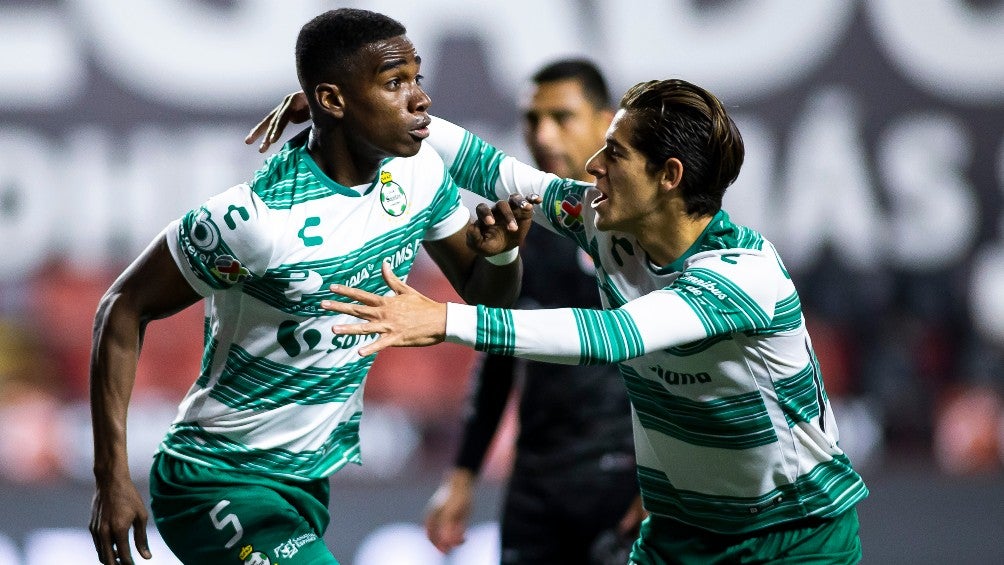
[591,192,609,209]
[410,117,432,140]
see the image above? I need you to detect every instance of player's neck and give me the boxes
[307,126,382,187]
[636,213,713,268]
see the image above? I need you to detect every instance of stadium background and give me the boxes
[1,0,1003,563]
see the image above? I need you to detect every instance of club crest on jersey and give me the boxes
[379,171,408,216]
[555,193,585,232]
[239,545,270,565]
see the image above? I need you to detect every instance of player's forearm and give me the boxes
[89,291,142,480]
[445,467,476,492]
[446,303,595,364]
[458,256,522,307]
[444,292,711,365]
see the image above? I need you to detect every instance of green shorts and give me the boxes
[629,508,862,565]
[149,452,339,564]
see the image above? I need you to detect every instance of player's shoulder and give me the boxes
[201,182,260,213]
[245,142,341,211]
[682,215,772,270]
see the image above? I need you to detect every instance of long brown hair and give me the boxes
[620,79,744,217]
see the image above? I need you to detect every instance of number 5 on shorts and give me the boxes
[210,499,244,549]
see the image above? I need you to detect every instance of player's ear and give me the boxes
[315,83,345,119]
[660,157,684,192]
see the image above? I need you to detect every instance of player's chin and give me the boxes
[398,137,423,157]
[593,202,615,231]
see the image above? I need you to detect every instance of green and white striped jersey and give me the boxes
[427,117,868,535]
[161,135,469,481]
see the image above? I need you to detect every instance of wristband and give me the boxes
[484,247,519,266]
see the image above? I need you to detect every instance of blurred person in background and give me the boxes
[322,77,870,564]
[423,59,644,565]
[89,9,531,565]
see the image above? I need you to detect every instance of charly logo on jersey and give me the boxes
[555,193,585,232]
[297,216,323,247]
[379,171,408,216]
[239,545,270,565]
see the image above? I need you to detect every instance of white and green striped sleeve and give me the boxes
[427,115,558,201]
[443,250,780,365]
[444,291,708,364]
[427,115,594,240]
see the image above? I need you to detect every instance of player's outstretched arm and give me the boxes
[323,261,446,356]
[90,233,201,564]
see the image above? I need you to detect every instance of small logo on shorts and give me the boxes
[239,545,271,565]
[274,532,319,560]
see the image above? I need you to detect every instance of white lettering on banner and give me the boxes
[64,0,316,108]
[0,99,995,281]
[720,116,777,237]
[969,137,1004,343]
[0,129,58,280]
[362,0,587,93]
[971,247,1004,344]
[774,87,883,271]
[867,0,1004,103]
[594,0,855,99]
[0,1,1001,108]
[880,115,977,269]
[0,0,1000,342]
[0,125,260,282]
[0,7,83,109]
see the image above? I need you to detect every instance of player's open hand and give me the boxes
[244,91,310,153]
[467,193,541,257]
[90,477,152,564]
[322,261,447,356]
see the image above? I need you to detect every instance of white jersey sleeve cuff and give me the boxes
[444,302,479,347]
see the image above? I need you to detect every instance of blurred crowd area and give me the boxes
[1,246,1003,486]
[2,0,1004,490]
[0,252,517,485]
